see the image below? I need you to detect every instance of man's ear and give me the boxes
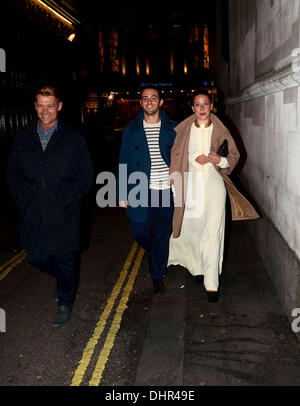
[159,99,164,107]
[58,102,63,112]
[191,106,195,112]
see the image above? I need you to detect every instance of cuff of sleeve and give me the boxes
[217,157,229,169]
[171,184,175,197]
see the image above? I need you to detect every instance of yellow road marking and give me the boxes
[0,250,26,281]
[89,246,144,386]
[70,242,139,386]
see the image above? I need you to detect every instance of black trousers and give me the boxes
[26,226,75,307]
[130,188,174,280]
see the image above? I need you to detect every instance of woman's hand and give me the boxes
[195,154,210,165]
[119,200,129,209]
[208,152,222,165]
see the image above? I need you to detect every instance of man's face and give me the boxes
[35,95,62,130]
[140,88,163,116]
[192,94,212,124]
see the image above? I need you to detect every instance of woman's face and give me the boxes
[192,94,213,124]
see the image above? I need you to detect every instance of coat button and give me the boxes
[137,162,140,167]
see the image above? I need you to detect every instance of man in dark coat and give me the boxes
[118,86,177,296]
[7,86,94,327]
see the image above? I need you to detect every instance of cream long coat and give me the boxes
[169,113,260,238]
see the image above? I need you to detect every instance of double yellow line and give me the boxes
[71,242,145,386]
[0,250,26,281]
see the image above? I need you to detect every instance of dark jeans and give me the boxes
[27,248,75,307]
[130,188,174,280]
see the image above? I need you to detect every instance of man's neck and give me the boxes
[38,120,57,132]
[143,112,160,125]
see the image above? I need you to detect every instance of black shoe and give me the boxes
[207,291,219,303]
[52,305,72,327]
[152,278,166,296]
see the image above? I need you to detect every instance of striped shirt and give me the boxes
[143,120,170,190]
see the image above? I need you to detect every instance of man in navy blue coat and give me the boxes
[7,86,94,327]
[118,86,177,296]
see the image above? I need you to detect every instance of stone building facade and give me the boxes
[217,0,300,329]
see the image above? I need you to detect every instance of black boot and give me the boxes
[152,278,166,296]
[52,305,72,327]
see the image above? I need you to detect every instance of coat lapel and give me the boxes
[28,120,44,158]
[44,121,63,155]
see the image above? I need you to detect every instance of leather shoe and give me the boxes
[207,291,219,303]
[152,278,166,296]
[52,305,72,327]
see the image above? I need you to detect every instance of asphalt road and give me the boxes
[1,203,300,394]
[0,206,153,387]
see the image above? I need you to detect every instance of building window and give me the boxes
[203,25,209,69]
[148,24,159,39]
[189,24,199,44]
[99,30,104,72]
[136,54,140,76]
[109,29,120,72]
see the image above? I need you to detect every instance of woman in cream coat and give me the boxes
[168,89,259,302]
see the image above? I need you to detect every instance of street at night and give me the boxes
[1,0,300,395]
[1,206,300,388]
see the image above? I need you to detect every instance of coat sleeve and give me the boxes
[6,134,38,208]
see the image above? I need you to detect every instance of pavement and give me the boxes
[134,220,300,386]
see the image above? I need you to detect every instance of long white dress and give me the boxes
[168,122,227,291]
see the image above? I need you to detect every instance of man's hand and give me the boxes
[119,200,129,209]
[208,152,222,165]
[195,154,210,165]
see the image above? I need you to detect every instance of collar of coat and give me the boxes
[24,117,62,134]
[24,118,67,154]
[133,108,174,130]
[174,112,229,145]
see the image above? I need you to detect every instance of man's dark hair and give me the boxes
[35,86,61,102]
[191,88,212,104]
[140,85,162,99]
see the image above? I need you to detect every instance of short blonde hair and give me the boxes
[35,86,61,102]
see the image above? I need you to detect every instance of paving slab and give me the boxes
[135,221,300,386]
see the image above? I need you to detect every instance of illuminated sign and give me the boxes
[140,82,173,87]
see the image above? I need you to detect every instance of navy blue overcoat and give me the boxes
[7,119,94,255]
[118,109,177,223]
